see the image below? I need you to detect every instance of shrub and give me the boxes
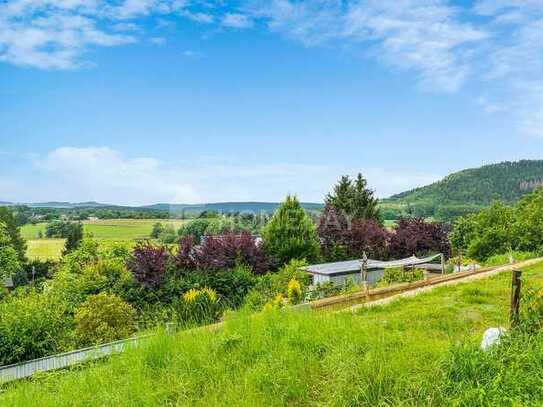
[344,219,390,260]
[177,219,211,244]
[200,266,256,308]
[75,293,137,346]
[196,231,270,274]
[243,260,309,310]
[514,188,543,252]
[263,293,285,312]
[13,259,57,288]
[150,223,165,239]
[127,242,170,289]
[63,222,84,254]
[174,231,270,274]
[0,245,20,281]
[0,222,22,280]
[317,205,349,261]
[388,218,450,259]
[287,279,303,304]
[379,267,425,285]
[0,291,72,365]
[0,207,26,262]
[262,195,320,266]
[178,287,221,325]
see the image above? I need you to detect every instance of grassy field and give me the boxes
[25,239,66,261]
[22,219,186,260]
[2,262,543,405]
[21,219,186,240]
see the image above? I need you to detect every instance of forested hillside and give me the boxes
[381,160,543,221]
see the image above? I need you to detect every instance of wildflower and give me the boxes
[287,279,302,304]
[183,288,199,303]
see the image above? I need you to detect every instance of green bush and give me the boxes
[177,287,222,325]
[177,219,212,244]
[261,195,320,266]
[243,260,309,310]
[483,251,539,267]
[0,291,73,365]
[75,293,137,346]
[380,267,425,285]
[0,222,21,280]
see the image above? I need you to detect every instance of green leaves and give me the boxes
[262,195,320,266]
[325,173,381,222]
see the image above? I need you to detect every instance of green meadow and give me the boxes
[3,262,543,406]
[23,219,186,260]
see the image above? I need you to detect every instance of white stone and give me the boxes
[480,327,506,351]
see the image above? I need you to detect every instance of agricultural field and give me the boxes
[26,239,66,261]
[3,262,543,406]
[22,219,186,260]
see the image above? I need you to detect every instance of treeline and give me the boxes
[5,206,174,226]
[151,212,271,244]
[450,188,543,262]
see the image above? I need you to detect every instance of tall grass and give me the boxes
[2,263,543,406]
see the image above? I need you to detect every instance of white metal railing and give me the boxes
[0,335,151,384]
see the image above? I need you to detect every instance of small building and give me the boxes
[304,254,444,286]
[3,277,14,291]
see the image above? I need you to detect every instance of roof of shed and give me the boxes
[304,254,442,276]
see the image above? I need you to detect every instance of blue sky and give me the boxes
[1,0,543,205]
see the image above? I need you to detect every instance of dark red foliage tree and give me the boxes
[345,219,390,260]
[388,218,451,259]
[174,231,271,274]
[174,235,197,270]
[127,242,170,289]
[317,205,350,261]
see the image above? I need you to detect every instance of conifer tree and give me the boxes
[262,195,320,266]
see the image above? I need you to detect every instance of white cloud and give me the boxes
[183,49,204,57]
[222,13,254,28]
[0,0,213,69]
[3,146,439,205]
[248,0,488,92]
[149,36,166,45]
[38,146,200,205]
[181,10,214,24]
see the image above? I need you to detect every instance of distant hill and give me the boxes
[144,202,323,214]
[381,160,543,221]
[387,160,543,205]
[0,201,323,214]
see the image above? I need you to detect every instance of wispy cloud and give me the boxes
[222,13,254,28]
[2,1,543,137]
[247,0,488,92]
[1,146,438,204]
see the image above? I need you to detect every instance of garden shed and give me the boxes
[304,254,444,286]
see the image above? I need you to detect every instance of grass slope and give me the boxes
[3,262,543,406]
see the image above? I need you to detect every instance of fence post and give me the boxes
[165,322,176,335]
[510,269,522,328]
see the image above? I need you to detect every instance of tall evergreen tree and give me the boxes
[351,173,381,220]
[325,176,353,215]
[325,173,381,222]
[262,195,320,266]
